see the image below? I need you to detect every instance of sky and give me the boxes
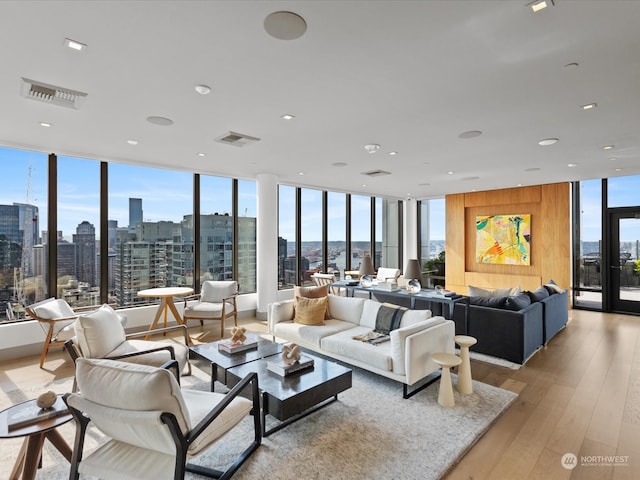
[0,146,638,243]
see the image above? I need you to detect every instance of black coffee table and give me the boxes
[225,352,352,436]
[189,336,282,392]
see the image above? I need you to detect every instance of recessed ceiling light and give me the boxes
[603,145,614,150]
[332,162,347,167]
[298,172,304,176]
[194,84,211,95]
[147,116,173,126]
[528,0,554,13]
[447,171,454,175]
[281,114,295,120]
[389,151,398,156]
[568,163,577,167]
[64,38,87,51]
[39,122,51,127]
[609,157,617,161]
[538,138,558,146]
[517,184,523,187]
[127,139,138,145]
[361,184,367,187]
[581,103,597,110]
[458,130,482,139]
[615,168,623,172]
[197,153,206,157]
[407,193,412,197]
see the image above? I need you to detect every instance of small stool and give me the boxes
[432,352,462,407]
[454,335,477,394]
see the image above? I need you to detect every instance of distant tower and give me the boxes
[73,221,96,285]
[129,198,143,233]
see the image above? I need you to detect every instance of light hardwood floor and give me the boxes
[1,311,639,479]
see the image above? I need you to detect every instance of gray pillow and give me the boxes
[504,293,532,311]
[469,296,507,308]
[544,279,565,295]
[468,285,514,298]
[527,286,550,302]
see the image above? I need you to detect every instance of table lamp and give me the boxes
[359,254,375,287]
[404,259,422,293]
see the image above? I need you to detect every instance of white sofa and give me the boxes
[268,294,455,397]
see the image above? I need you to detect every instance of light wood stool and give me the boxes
[432,352,461,407]
[454,335,477,394]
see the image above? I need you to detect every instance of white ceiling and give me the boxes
[1,0,639,200]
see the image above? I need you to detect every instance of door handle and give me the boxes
[610,266,622,270]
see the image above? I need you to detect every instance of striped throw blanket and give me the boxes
[374,303,407,334]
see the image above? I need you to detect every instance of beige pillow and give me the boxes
[468,285,517,298]
[293,296,327,326]
[294,284,331,319]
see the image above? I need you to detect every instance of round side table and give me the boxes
[432,352,462,408]
[0,395,73,480]
[454,335,477,394]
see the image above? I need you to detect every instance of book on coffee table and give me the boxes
[217,339,259,354]
[7,396,68,431]
[267,355,314,376]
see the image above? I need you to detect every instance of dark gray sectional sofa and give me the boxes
[451,286,569,364]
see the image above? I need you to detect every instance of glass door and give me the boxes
[609,209,640,314]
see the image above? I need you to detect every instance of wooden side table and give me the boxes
[432,353,461,408]
[0,395,73,480]
[137,286,194,339]
[454,335,477,394]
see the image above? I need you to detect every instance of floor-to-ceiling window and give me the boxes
[327,192,346,279]
[574,179,603,309]
[109,164,193,308]
[0,147,48,322]
[419,198,446,288]
[278,185,296,289]
[237,179,257,294]
[57,156,101,308]
[199,175,233,286]
[300,188,322,286]
[350,194,372,272]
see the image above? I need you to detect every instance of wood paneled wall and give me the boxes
[445,183,570,295]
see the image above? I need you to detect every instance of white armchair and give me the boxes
[183,281,238,339]
[26,297,127,368]
[64,358,261,480]
[64,303,191,379]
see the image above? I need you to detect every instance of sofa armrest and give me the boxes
[267,300,295,334]
[540,290,568,343]
[389,317,454,382]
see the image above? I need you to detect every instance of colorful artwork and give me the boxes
[476,214,531,265]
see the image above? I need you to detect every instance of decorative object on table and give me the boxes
[281,343,301,365]
[7,394,68,431]
[267,343,314,376]
[37,390,57,409]
[377,278,400,291]
[230,326,247,344]
[476,214,531,265]
[434,285,456,297]
[358,254,375,277]
[404,259,422,293]
[360,275,373,288]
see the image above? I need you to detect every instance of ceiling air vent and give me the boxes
[21,77,88,109]
[361,169,391,177]
[215,131,261,147]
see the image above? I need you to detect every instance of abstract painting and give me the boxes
[476,214,531,265]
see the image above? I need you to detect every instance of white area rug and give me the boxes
[1,366,517,480]
[467,351,523,370]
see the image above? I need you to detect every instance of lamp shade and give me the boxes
[404,259,422,281]
[359,254,375,276]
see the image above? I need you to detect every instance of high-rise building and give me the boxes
[73,221,96,285]
[128,198,143,233]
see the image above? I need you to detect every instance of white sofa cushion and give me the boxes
[327,294,365,325]
[321,326,393,372]
[75,304,126,358]
[400,309,432,328]
[359,300,382,329]
[272,319,355,348]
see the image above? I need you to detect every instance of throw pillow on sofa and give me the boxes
[544,279,566,294]
[504,292,532,311]
[293,296,328,325]
[294,284,331,319]
[468,285,519,298]
[527,285,550,302]
[469,296,508,308]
